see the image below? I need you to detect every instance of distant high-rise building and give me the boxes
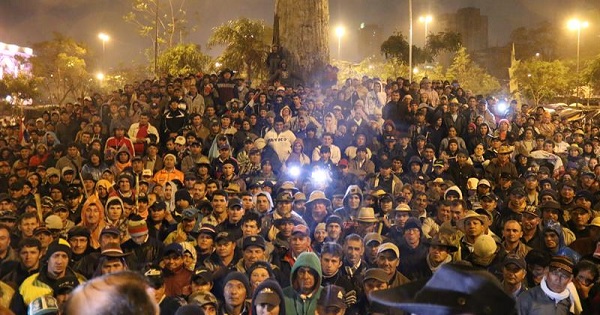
[438,7,488,52]
[357,23,382,60]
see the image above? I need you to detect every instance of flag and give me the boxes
[508,43,522,109]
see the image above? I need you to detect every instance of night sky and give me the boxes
[0,0,596,67]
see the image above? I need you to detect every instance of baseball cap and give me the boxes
[254,286,281,306]
[364,268,392,283]
[317,285,346,309]
[291,224,310,237]
[503,254,526,269]
[215,231,235,243]
[377,242,399,258]
[164,243,184,257]
[242,235,266,250]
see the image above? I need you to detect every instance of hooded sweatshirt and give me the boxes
[252,279,287,315]
[283,252,323,315]
[78,195,106,249]
[544,220,581,263]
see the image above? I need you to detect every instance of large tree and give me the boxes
[157,43,211,77]
[446,46,500,96]
[274,0,329,85]
[30,33,92,105]
[515,58,570,105]
[208,18,271,83]
[124,0,196,66]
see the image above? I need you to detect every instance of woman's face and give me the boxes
[91,155,100,165]
[448,128,457,137]
[293,143,303,153]
[448,143,458,152]
[28,175,39,188]
[250,268,270,290]
[164,184,173,199]
[480,125,488,134]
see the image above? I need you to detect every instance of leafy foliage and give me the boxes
[446,46,501,95]
[157,43,211,76]
[208,18,271,82]
[514,58,571,105]
[425,31,462,58]
[29,33,92,105]
[380,32,430,64]
[123,0,196,59]
[585,53,600,93]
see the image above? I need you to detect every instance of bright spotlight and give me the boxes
[289,166,301,178]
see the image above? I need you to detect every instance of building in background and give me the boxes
[438,7,488,52]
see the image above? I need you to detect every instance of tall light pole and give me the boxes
[98,32,109,70]
[155,0,159,76]
[568,18,589,102]
[419,15,432,43]
[408,0,413,83]
[335,26,345,60]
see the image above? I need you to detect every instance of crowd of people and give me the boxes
[0,61,599,315]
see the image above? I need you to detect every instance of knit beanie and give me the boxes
[175,189,193,203]
[223,271,250,297]
[128,218,149,238]
[45,238,72,261]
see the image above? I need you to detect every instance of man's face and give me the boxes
[182,218,196,233]
[364,279,389,303]
[450,205,465,223]
[503,263,526,286]
[19,218,39,237]
[242,221,260,237]
[326,223,342,240]
[428,245,450,264]
[394,212,410,228]
[521,213,540,231]
[164,254,184,271]
[227,206,245,223]
[101,258,126,275]
[544,231,560,250]
[0,229,10,254]
[20,245,41,270]
[346,195,361,209]
[216,241,235,258]
[546,267,573,293]
[256,196,270,212]
[464,218,485,238]
[320,253,342,277]
[502,221,523,243]
[224,280,246,308]
[377,251,399,275]
[211,195,228,214]
[243,246,265,267]
[571,209,591,227]
[437,205,451,222]
[294,267,316,294]
[277,201,292,216]
[69,236,88,255]
[47,251,69,277]
[290,234,310,256]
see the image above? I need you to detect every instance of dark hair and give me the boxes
[320,242,344,259]
[574,260,599,282]
[241,212,261,229]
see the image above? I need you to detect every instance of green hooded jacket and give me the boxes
[282,252,323,315]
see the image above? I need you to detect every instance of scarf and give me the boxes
[540,276,582,314]
[426,254,452,273]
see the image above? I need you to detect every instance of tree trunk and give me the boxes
[274,0,330,86]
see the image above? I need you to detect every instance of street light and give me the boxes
[335,26,345,60]
[568,18,589,101]
[419,15,432,43]
[98,32,110,70]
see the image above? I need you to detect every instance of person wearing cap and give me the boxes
[539,201,576,246]
[492,185,527,235]
[164,207,199,245]
[501,254,528,298]
[122,215,164,271]
[397,217,430,281]
[234,235,271,274]
[348,145,375,179]
[456,210,492,261]
[314,284,347,315]
[376,242,409,288]
[189,291,218,315]
[262,191,307,242]
[252,279,286,315]
[349,268,392,315]
[17,239,85,309]
[282,252,323,315]
[219,159,247,193]
[484,144,518,186]
[161,242,193,297]
[93,242,130,277]
[517,255,577,315]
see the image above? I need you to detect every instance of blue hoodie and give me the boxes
[544,220,581,263]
